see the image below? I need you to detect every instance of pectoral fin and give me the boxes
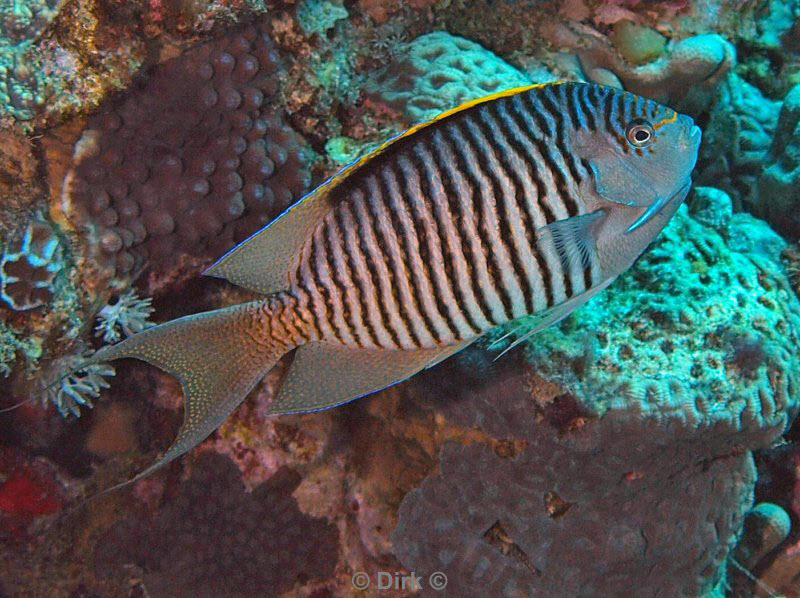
[267,339,475,415]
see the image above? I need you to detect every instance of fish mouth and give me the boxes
[624,179,691,234]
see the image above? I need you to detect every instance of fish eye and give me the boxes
[625,119,654,147]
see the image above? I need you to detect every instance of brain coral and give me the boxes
[95,452,339,596]
[61,23,310,285]
[366,31,532,124]
[393,206,800,596]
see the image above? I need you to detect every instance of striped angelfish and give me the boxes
[83,81,701,483]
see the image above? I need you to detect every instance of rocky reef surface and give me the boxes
[2,1,800,596]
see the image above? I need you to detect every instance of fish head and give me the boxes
[574,86,701,236]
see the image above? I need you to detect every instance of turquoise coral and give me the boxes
[0,0,63,122]
[295,0,349,36]
[520,206,799,441]
[756,82,800,240]
[697,73,780,209]
[0,219,64,310]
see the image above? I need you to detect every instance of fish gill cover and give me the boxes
[0,1,799,597]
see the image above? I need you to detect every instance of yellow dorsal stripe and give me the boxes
[315,81,567,198]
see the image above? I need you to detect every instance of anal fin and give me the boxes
[267,339,475,415]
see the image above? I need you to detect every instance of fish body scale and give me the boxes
[289,84,607,350]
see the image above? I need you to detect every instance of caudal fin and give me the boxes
[90,299,289,487]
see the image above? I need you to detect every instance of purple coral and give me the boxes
[94,452,339,596]
[394,367,755,596]
[0,220,63,310]
[63,23,310,283]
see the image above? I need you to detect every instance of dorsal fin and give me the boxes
[204,82,556,294]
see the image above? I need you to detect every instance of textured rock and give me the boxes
[756,83,800,240]
[392,207,800,595]
[61,23,311,285]
[366,32,532,124]
[95,451,339,596]
[551,22,735,113]
[697,73,781,209]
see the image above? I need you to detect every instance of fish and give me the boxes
[77,81,702,483]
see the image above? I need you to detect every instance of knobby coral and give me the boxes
[60,23,311,286]
[95,452,339,596]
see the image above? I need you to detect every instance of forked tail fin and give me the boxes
[89,298,291,489]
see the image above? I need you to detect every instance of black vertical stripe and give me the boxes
[409,142,482,336]
[333,202,381,347]
[362,174,423,347]
[348,189,406,347]
[499,98,556,224]
[429,129,495,327]
[309,230,345,343]
[540,85,584,186]
[472,107,535,314]
[378,165,443,344]
[446,119,513,322]
[296,244,324,340]
[519,92,579,217]
[486,101,555,308]
[322,216,366,347]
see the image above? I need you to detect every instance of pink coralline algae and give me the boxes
[61,23,310,285]
[94,452,339,596]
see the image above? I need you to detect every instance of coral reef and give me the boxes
[521,206,799,443]
[696,73,781,209]
[295,0,349,36]
[2,1,800,596]
[95,451,339,596]
[366,32,533,124]
[0,0,63,122]
[0,219,64,311]
[392,205,800,594]
[731,502,791,572]
[0,447,63,542]
[756,82,800,240]
[0,321,42,377]
[570,28,736,113]
[60,23,311,288]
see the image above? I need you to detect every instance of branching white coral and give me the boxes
[94,289,154,343]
